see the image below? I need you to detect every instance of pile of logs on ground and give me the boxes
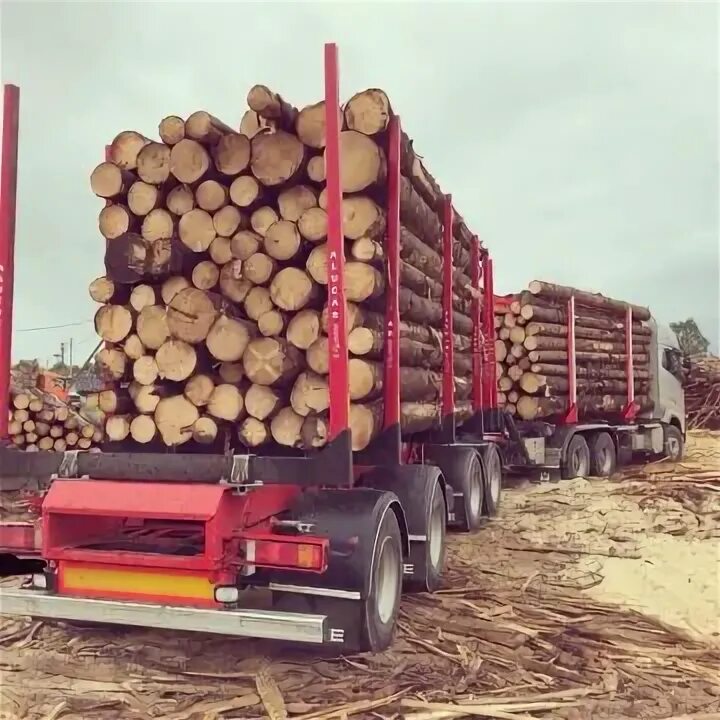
[89,86,478,452]
[494,280,653,421]
[7,390,103,452]
[685,354,720,429]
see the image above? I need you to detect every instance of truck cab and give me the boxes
[649,321,686,436]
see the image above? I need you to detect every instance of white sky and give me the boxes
[1,0,718,363]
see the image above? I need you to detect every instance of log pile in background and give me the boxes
[494,280,653,421]
[89,87,478,453]
[685,354,720,429]
[7,389,103,452]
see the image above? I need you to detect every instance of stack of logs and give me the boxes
[7,390,103,452]
[89,86,479,452]
[685,354,720,429]
[494,281,653,421]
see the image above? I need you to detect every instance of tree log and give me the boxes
[110,131,150,170]
[525,321,650,344]
[166,183,195,216]
[244,286,274,322]
[206,314,255,362]
[219,261,252,303]
[191,260,220,290]
[155,339,198,381]
[348,358,470,402]
[348,326,472,374]
[184,374,216,407]
[161,276,191,305]
[179,208,216,252]
[128,181,164,216]
[243,338,303,386]
[245,384,282,421]
[218,362,245,384]
[231,230,262,261]
[243,252,276,285]
[99,204,138,241]
[526,349,650,365]
[296,101,326,148]
[307,155,326,183]
[213,205,247,238]
[185,111,235,145]
[158,116,185,146]
[342,196,385,240]
[258,309,286,337]
[270,407,304,448]
[129,284,161,313]
[136,305,170,350]
[154,395,199,446]
[96,347,127,381]
[250,206,279,237]
[212,133,251,176]
[130,415,158,444]
[527,280,651,320]
[290,371,329,417]
[89,276,130,304]
[524,335,647,354]
[529,362,650,380]
[264,220,302,260]
[137,142,171,185]
[333,131,386,193]
[270,268,319,311]
[207,383,244,422]
[287,309,321,350]
[94,305,133,344]
[278,185,317,222]
[193,416,219,445]
[298,207,328,243]
[247,85,298,129]
[238,417,270,447]
[167,287,219,344]
[251,131,305,186]
[169,139,211,184]
[123,333,145,360]
[90,162,135,199]
[516,394,651,421]
[209,236,233,266]
[106,415,132,442]
[343,88,390,136]
[229,175,262,208]
[196,180,228,212]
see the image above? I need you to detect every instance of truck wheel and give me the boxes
[589,432,616,477]
[664,425,684,461]
[443,449,484,531]
[406,478,447,593]
[362,508,403,651]
[481,444,502,517]
[561,435,590,479]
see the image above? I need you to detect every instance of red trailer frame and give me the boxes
[0,43,503,651]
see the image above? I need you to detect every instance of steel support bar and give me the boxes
[563,296,578,423]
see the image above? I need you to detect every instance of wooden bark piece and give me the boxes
[251,131,305,187]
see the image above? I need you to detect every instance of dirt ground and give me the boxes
[0,432,718,720]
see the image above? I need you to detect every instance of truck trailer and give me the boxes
[0,44,685,652]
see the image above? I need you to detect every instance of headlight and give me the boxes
[214,586,239,603]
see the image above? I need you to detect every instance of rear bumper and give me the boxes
[0,588,326,643]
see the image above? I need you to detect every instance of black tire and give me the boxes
[561,434,590,479]
[589,432,616,477]
[481,444,502,517]
[443,449,484,531]
[361,508,403,652]
[664,425,684,462]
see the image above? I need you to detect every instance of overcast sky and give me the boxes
[1,1,718,363]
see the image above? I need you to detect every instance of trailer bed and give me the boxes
[2,431,718,720]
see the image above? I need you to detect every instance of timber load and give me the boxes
[6,389,103,452]
[88,87,480,453]
[494,280,654,421]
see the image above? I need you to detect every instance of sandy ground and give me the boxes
[0,432,718,719]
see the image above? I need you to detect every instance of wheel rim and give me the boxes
[468,463,482,517]
[573,447,589,477]
[376,536,400,624]
[667,437,680,460]
[598,445,613,474]
[429,491,445,568]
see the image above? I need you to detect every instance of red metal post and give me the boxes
[0,85,20,439]
[481,255,497,409]
[383,115,401,443]
[563,296,578,423]
[441,196,455,425]
[323,43,349,440]
[470,237,482,411]
[622,305,638,420]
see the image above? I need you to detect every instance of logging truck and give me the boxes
[0,44,685,652]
